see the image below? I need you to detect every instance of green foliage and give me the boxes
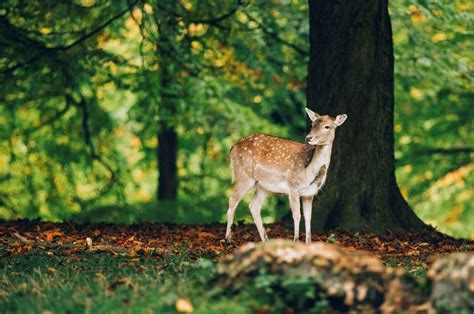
[0,0,472,238]
[0,0,305,226]
[391,0,473,239]
[249,268,331,312]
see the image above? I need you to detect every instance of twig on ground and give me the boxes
[12,232,130,254]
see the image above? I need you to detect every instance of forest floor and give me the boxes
[1,220,473,313]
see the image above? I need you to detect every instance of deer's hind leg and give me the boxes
[225,175,255,242]
[249,185,270,242]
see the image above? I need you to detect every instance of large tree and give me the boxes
[305,0,427,233]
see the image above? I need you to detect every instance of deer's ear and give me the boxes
[305,108,320,122]
[334,114,347,127]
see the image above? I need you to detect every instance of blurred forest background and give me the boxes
[0,0,472,239]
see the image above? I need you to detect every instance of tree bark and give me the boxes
[157,127,178,200]
[156,7,179,201]
[304,0,426,233]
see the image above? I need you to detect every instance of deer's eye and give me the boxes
[324,125,330,129]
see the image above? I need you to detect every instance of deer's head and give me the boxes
[304,108,347,146]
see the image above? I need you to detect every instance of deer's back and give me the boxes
[231,134,314,188]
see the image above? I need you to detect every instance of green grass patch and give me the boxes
[1,246,436,313]
[383,257,428,277]
[0,250,264,314]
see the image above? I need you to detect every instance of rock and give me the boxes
[213,240,474,312]
[213,240,425,313]
[428,252,474,312]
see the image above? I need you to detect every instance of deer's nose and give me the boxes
[305,135,313,143]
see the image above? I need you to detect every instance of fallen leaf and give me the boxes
[386,246,397,253]
[108,278,132,291]
[254,307,271,314]
[86,237,93,249]
[44,230,63,242]
[176,298,193,313]
[2,220,472,271]
[95,273,107,281]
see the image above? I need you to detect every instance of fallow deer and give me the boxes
[225,108,347,244]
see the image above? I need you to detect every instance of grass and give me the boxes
[383,257,428,277]
[4,219,471,313]
[1,246,434,314]
[0,249,269,314]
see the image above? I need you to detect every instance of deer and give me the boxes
[225,108,347,244]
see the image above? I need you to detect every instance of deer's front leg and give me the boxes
[289,192,301,242]
[302,196,314,244]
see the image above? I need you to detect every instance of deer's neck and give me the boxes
[305,143,332,176]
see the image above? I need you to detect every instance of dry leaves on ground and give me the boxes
[1,220,472,269]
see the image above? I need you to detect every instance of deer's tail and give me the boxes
[230,145,237,183]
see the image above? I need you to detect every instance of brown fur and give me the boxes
[225,110,347,244]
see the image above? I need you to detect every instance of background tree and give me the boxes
[155,2,180,200]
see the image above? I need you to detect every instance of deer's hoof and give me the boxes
[293,238,300,243]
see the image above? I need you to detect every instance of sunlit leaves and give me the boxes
[409,88,424,100]
[431,32,448,42]
[391,0,473,238]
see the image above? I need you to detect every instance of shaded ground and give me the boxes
[0,220,473,313]
[2,220,472,266]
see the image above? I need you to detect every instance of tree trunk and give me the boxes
[303,0,426,233]
[157,127,178,200]
[156,7,179,201]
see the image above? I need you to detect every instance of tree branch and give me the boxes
[242,11,307,56]
[156,0,245,26]
[1,1,138,73]
[396,146,473,165]
[76,95,117,195]
[22,97,72,136]
[52,0,138,51]
[420,147,473,155]
[129,7,160,114]
[78,95,96,159]
[189,0,246,24]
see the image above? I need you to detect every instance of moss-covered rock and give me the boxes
[428,253,474,312]
[213,240,425,312]
[213,240,474,312]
